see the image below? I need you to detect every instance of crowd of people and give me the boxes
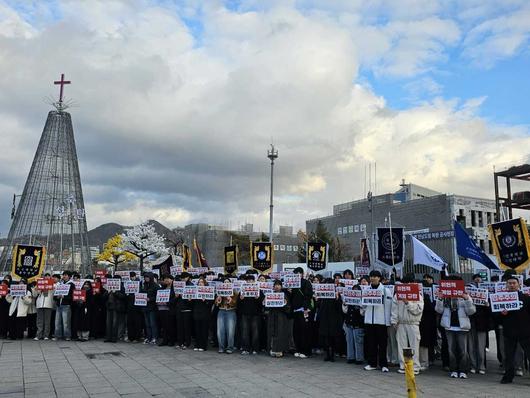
[0,266,529,385]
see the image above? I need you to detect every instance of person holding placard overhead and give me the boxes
[498,274,530,384]
[391,273,424,374]
[362,270,392,373]
[435,275,476,379]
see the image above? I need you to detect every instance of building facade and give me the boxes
[306,182,496,274]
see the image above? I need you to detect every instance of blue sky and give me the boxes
[1,0,530,232]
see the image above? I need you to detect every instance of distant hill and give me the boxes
[88,220,177,249]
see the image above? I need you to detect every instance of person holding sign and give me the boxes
[32,273,55,340]
[291,267,314,359]
[239,274,263,355]
[391,274,424,374]
[435,275,476,379]
[266,279,291,358]
[498,274,530,384]
[193,277,214,351]
[73,281,92,342]
[126,272,143,343]
[104,275,126,343]
[175,272,193,349]
[53,271,75,341]
[140,272,159,345]
[6,280,32,339]
[467,274,492,375]
[342,277,368,364]
[215,277,239,354]
[157,274,176,347]
[318,278,344,362]
[362,270,392,372]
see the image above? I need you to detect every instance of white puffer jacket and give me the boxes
[362,284,393,326]
[435,297,476,331]
[391,295,424,326]
[33,286,55,309]
[7,291,33,317]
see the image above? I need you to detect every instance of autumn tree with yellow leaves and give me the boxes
[97,234,136,269]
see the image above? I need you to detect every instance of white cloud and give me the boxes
[0,0,528,235]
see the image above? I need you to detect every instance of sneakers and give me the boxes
[450,372,458,378]
[65,338,71,341]
[149,339,157,345]
[33,337,39,341]
[419,366,428,371]
[469,368,476,374]
[397,368,405,374]
[459,373,467,379]
[198,348,204,352]
[478,370,486,375]
[225,350,233,354]
[143,339,150,344]
[241,351,249,355]
[381,367,389,373]
[252,351,257,355]
[51,337,57,341]
[298,354,307,359]
[193,348,199,351]
[294,352,300,357]
[515,369,524,377]
[218,350,224,354]
[44,337,49,341]
[364,365,377,371]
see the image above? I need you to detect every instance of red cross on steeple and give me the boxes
[54,73,71,103]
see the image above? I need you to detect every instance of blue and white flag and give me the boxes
[454,221,498,270]
[412,236,446,272]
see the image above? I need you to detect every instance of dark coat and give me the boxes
[318,297,343,337]
[267,290,291,353]
[73,289,93,332]
[193,299,213,321]
[140,277,159,311]
[343,304,364,328]
[291,278,313,311]
[91,287,107,338]
[498,292,530,338]
[420,291,437,348]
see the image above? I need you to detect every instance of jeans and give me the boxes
[36,308,52,339]
[55,305,71,339]
[241,314,260,352]
[467,329,487,371]
[143,309,158,341]
[446,330,469,373]
[344,324,364,361]
[217,309,236,352]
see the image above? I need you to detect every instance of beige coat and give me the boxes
[7,291,33,317]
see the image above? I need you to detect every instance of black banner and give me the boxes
[11,244,46,282]
[224,245,238,275]
[377,228,403,266]
[307,242,328,271]
[489,218,530,273]
[251,242,273,273]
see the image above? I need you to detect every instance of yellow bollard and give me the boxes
[403,348,417,398]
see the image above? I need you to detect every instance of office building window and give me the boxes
[286,245,292,251]
[280,245,285,251]
[274,245,279,250]
[471,210,476,227]
[293,245,298,251]
[343,227,348,234]
[337,227,342,235]
[354,225,359,232]
[348,225,354,233]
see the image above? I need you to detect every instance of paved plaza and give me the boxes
[0,338,529,398]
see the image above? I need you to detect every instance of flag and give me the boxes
[182,244,192,270]
[193,238,209,268]
[11,244,46,283]
[307,242,328,271]
[489,217,530,273]
[224,245,238,275]
[454,221,498,270]
[360,238,371,267]
[251,242,273,274]
[412,236,446,271]
[377,227,404,266]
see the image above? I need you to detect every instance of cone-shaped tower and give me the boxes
[1,75,90,274]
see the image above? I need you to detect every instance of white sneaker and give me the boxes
[450,372,458,378]
[469,368,476,374]
[420,366,428,371]
[241,351,249,355]
[414,370,420,375]
[364,365,377,371]
[459,373,467,379]
[516,369,524,377]
[397,368,405,374]
[44,337,49,341]
[294,352,300,357]
[33,337,39,341]
[198,348,204,352]
[382,367,389,373]
[193,348,199,351]
[298,354,307,359]
[252,351,257,355]
[478,370,486,375]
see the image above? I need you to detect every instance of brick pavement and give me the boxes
[0,337,529,398]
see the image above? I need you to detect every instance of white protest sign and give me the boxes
[170,265,183,276]
[490,291,521,312]
[156,289,171,303]
[259,281,274,293]
[53,283,71,297]
[10,284,27,297]
[106,278,121,292]
[313,283,336,299]
[197,285,215,300]
[134,292,147,306]
[465,286,489,306]
[265,292,285,307]
[124,280,140,294]
[283,274,301,289]
[183,285,197,300]
[240,283,260,298]
[172,281,186,295]
[342,289,362,306]
[361,288,383,306]
[216,283,233,297]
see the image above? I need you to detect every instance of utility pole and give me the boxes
[267,144,278,243]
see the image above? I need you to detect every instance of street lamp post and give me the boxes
[267,144,278,243]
